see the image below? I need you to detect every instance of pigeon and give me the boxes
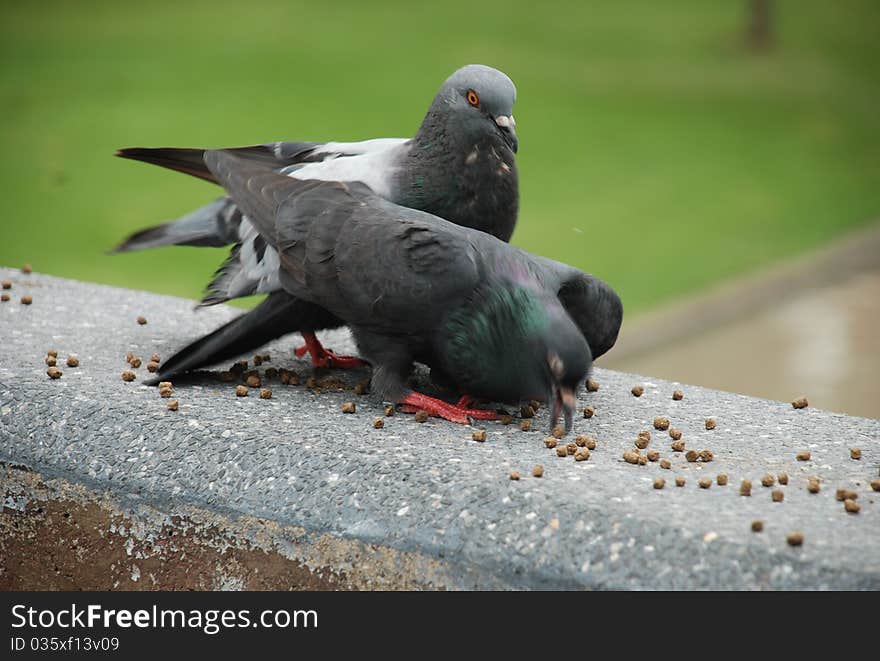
[113,64,519,368]
[150,150,623,431]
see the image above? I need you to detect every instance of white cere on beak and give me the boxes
[495,115,515,129]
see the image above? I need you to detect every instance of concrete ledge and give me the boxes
[1,269,878,589]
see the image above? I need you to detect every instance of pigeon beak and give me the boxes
[495,115,518,153]
[549,385,577,434]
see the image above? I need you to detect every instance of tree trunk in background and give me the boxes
[746,0,774,52]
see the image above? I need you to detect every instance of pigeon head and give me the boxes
[427,64,518,153]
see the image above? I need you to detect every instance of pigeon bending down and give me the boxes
[113,64,519,368]
[150,150,623,430]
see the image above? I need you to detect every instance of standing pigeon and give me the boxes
[152,150,623,431]
[114,64,518,368]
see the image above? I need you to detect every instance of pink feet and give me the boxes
[398,392,499,424]
[294,331,367,369]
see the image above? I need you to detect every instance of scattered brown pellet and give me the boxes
[544,437,558,449]
[638,455,648,465]
[167,400,179,411]
[850,448,862,460]
[0,293,8,302]
[796,451,811,461]
[685,450,699,463]
[1,280,10,289]
[45,356,57,367]
[235,385,248,397]
[699,449,714,462]
[807,478,821,494]
[231,360,248,374]
[717,474,728,486]
[556,446,568,458]
[791,396,808,409]
[705,418,716,430]
[125,352,135,364]
[660,459,671,470]
[414,410,429,423]
[219,371,235,383]
[844,499,860,514]
[130,357,142,369]
[653,478,665,490]
[668,428,682,440]
[634,436,649,450]
[586,379,599,392]
[280,369,300,386]
[20,295,32,305]
[623,450,641,465]
[871,480,880,492]
[253,355,263,366]
[529,399,541,411]
[751,520,764,532]
[653,416,669,431]
[699,478,711,489]
[574,447,590,462]
[65,355,79,368]
[472,429,487,442]
[47,349,58,358]
[354,380,369,396]
[372,417,385,429]
[777,473,789,485]
[675,477,686,487]
[520,420,532,432]
[740,480,752,496]
[574,434,589,447]
[786,532,804,546]
[835,489,857,501]
[532,465,544,478]
[259,388,272,400]
[638,430,651,442]
[157,381,172,390]
[499,414,513,425]
[631,385,644,397]
[47,366,62,379]
[21,264,32,274]
[520,404,535,419]
[647,449,660,462]
[584,437,597,450]
[671,440,685,452]
[761,474,775,487]
[672,389,683,401]
[158,387,172,399]
[121,371,136,382]
[150,354,161,363]
[136,315,147,325]
[245,375,261,388]
[565,442,577,456]
[551,426,565,439]
[582,405,594,419]
[379,404,393,417]
[147,361,159,373]
[771,489,784,502]
[341,401,356,414]
[509,471,521,481]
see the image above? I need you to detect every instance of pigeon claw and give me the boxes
[295,331,367,369]
[398,392,499,425]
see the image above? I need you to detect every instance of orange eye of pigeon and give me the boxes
[467,91,479,106]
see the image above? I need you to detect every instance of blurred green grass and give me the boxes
[1,0,878,314]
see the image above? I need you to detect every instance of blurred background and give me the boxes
[1,0,878,417]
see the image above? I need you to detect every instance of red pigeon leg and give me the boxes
[398,391,499,424]
[294,331,367,369]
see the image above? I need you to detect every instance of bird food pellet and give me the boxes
[499,414,513,425]
[699,478,712,489]
[150,354,160,363]
[509,471,520,481]
[685,450,699,463]
[0,280,10,289]
[796,451,811,461]
[871,480,880,492]
[147,361,159,373]
[157,381,172,390]
[551,426,565,439]
[20,295,32,305]
[245,374,261,388]
[354,380,369,396]
[414,410,429,423]
[582,405,594,419]
[761,474,775,487]
[787,532,804,546]
[520,420,532,432]
[623,450,641,465]
[341,402,356,414]
[529,400,541,411]
[751,520,764,532]
[45,356,56,367]
[672,389,683,401]
[660,459,671,469]
[259,388,272,400]
[586,379,599,392]
[778,473,789,485]
[373,417,384,429]
[235,385,248,397]
[158,385,173,398]
[835,489,857,502]
[167,400,179,411]
[669,428,682,440]
[631,385,644,397]
[0,293,9,302]
[383,404,395,417]
[472,429,487,442]
[520,404,535,419]
[705,418,716,430]
[574,434,589,447]
[556,446,568,458]
[253,355,263,366]
[125,352,135,364]
[21,264,32,274]
[807,478,821,494]
[136,315,147,325]
[850,448,862,460]
[584,437,597,450]
[566,442,577,455]
[638,454,647,465]
[675,477,686,487]
[574,448,590,462]
[635,436,649,450]
[740,480,752,496]
[638,430,651,442]
[66,355,79,367]
[671,440,685,452]
[653,416,669,431]
[717,474,728,486]
[47,349,58,358]
[532,465,544,478]
[699,449,714,462]
[647,449,660,462]
[544,437,558,449]
[121,371,136,382]
[130,358,142,369]
[772,489,784,502]
[231,360,248,373]
[844,499,860,514]
[47,367,62,379]
[792,397,808,409]
[653,478,665,490]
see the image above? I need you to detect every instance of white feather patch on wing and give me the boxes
[227,218,281,296]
